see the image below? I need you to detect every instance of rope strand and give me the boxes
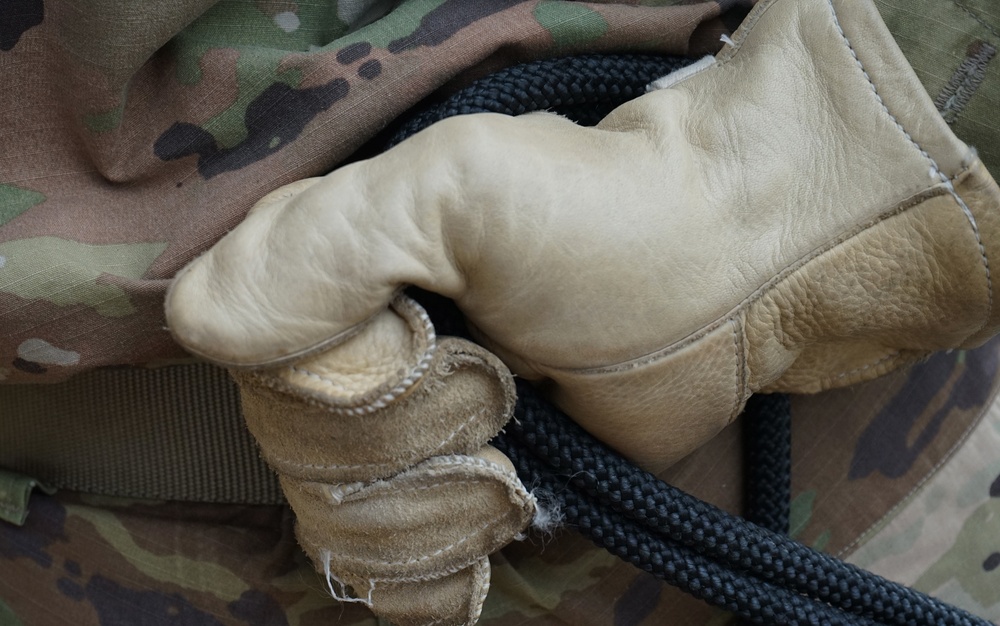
[386,52,998,626]
[499,381,994,626]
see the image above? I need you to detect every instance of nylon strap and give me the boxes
[0,468,55,525]
[0,363,283,505]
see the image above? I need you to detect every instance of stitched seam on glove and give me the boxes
[728,318,746,424]
[824,0,994,329]
[823,349,908,386]
[279,295,437,412]
[551,186,953,376]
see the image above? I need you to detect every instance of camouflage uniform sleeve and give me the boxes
[0,0,752,383]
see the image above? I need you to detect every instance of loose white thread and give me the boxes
[322,550,374,606]
[529,492,563,534]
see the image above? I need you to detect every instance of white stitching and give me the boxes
[825,0,994,327]
[729,319,745,422]
[286,298,439,415]
[468,557,491,626]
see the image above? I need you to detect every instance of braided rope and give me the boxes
[386,53,998,626]
[495,434,880,626]
[743,393,792,534]
[740,393,794,626]
[383,54,688,147]
[502,382,994,626]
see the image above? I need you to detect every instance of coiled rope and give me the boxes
[498,382,991,626]
[387,53,997,626]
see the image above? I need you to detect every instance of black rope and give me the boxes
[383,53,998,626]
[382,53,689,148]
[739,394,793,626]
[495,433,881,626]
[743,393,792,535]
[502,381,994,626]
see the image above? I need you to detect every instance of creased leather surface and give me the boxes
[167,0,1000,476]
[235,296,534,626]
[165,0,1000,621]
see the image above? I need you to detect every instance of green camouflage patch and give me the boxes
[788,490,832,551]
[483,539,613,620]
[174,1,325,86]
[83,89,128,134]
[68,504,251,603]
[0,469,55,526]
[915,500,1000,608]
[0,598,24,626]
[788,489,816,539]
[0,184,45,226]
[0,238,167,317]
[533,2,609,50]
[171,4,316,147]
[211,60,303,150]
[332,0,450,49]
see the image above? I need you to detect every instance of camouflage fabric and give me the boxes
[0,0,753,383]
[848,386,1000,622]
[876,0,1000,178]
[4,0,1000,625]
[3,337,1000,625]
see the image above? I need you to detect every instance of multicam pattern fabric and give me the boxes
[3,337,1000,625]
[0,0,753,383]
[848,394,1000,622]
[4,0,1000,625]
[876,0,1000,180]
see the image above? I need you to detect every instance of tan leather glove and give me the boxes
[231,292,536,626]
[166,0,1000,623]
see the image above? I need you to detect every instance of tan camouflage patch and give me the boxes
[0,238,167,318]
[848,390,1000,621]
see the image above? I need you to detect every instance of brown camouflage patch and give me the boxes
[1,0,745,381]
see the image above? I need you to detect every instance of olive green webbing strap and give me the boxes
[0,363,284,505]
